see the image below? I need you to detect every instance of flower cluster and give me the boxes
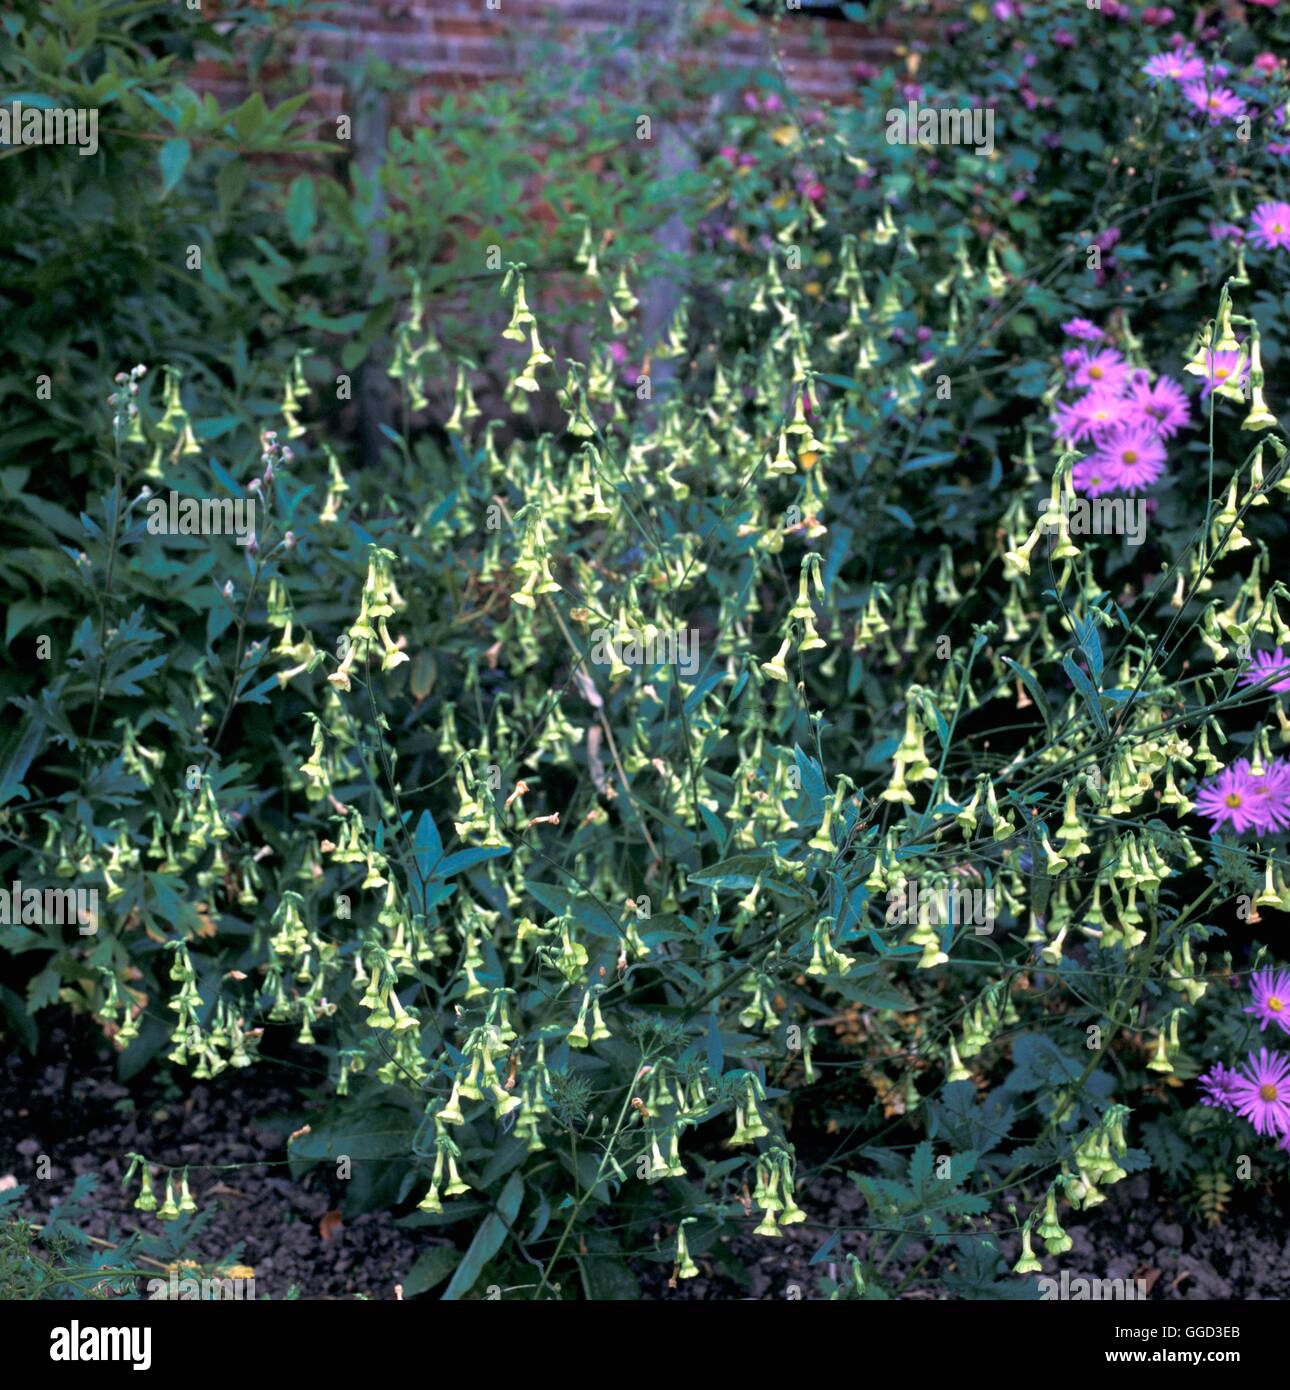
[1141,45,1248,125]
[1193,756,1290,835]
[1199,969,1290,1151]
[1051,330,1192,496]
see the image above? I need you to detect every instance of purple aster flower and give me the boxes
[1053,389,1135,444]
[1072,458,1124,498]
[1198,1062,1240,1111]
[1061,317,1104,342]
[1209,222,1245,243]
[1228,1048,1290,1137]
[1069,348,1133,393]
[1239,648,1290,694]
[1143,48,1205,83]
[1183,81,1248,123]
[1194,758,1267,834]
[1250,201,1290,251]
[1127,374,1191,438]
[1246,968,1290,1037]
[1246,758,1290,833]
[1090,425,1168,490]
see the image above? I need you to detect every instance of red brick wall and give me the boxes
[196,1,911,118]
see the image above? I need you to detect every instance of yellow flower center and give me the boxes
[1270,996,1285,1013]
[1224,792,1243,808]
[1260,1083,1279,1102]
[1089,365,1104,379]
[1216,367,1230,379]
[1122,450,1138,465]
[1273,222,1285,234]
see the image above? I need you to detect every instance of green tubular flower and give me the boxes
[134,1165,158,1213]
[753,1156,782,1213]
[157,1174,181,1221]
[777,1153,807,1225]
[1037,1190,1072,1255]
[945,1039,972,1083]
[566,992,592,1049]
[1012,1225,1043,1275]
[753,1209,782,1238]
[675,1221,699,1280]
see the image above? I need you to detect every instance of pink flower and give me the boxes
[1248,760,1290,832]
[1126,374,1191,437]
[1142,48,1205,82]
[1089,425,1168,491]
[1198,1062,1240,1111]
[1239,647,1290,694]
[1072,458,1124,497]
[1182,81,1248,123]
[1254,53,1281,74]
[1069,348,1133,393]
[1194,759,1268,833]
[1053,389,1134,444]
[1195,757,1290,834]
[1228,1049,1290,1138]
[1249,200,1290,250]
[1245,969,1290,1038]
[1061,318,1104,342]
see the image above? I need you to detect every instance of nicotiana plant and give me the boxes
[4,0,1290,1299]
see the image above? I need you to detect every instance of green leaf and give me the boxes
[403,1246,460,1297]
[285,175,316,247]
[432,845,510,879]
[687,853,772,891]
[0,714,46,807]
[288,1110,417,1163]
[578,1248,642,1300]
[525,880,623,941]
[833,976,915,1010]
[159,138,190,196]
[1062,654,1108,734]
[413,810,443,879]
[1001,656,1053,735]
[0,982,37,1053]
[441,1171,524,1301]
